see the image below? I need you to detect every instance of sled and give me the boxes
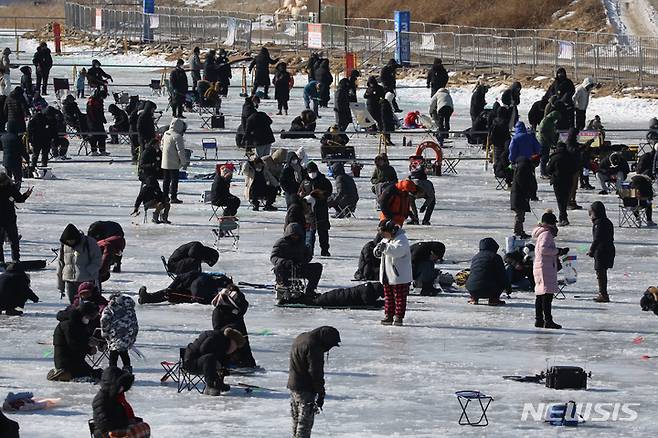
[276,303,383,310]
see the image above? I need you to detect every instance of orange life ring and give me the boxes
[415,141,443,164]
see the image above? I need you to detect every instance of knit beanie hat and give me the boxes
[541,209,558,226]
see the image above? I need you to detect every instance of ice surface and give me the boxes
[1,37,658,437]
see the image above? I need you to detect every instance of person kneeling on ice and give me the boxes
[375,220,412,326]
[0,263,39,315]
[92,366,151,438]
[533,210,569,329]
[288,326,341,438]
[271,223,323,303]
[211,285,257,368]
[57,282,107,330]
[411,241,445,296]
[504,243,535,291]
[166,241,219,275]
[48,302,103,382]
[57,223,102,304]
[184,327,246,396]
[98,235,126,283]
[138,271,232,305]
[640,286,658,316]
[101,294,138,374]
[131,176,171,224]
[465,237,509,306]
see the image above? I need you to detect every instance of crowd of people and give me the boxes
[1,42,657,438]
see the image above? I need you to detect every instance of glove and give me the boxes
[130,209,140,217]
[316,392,325,409]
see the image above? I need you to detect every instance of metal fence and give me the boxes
[63,1,658,86]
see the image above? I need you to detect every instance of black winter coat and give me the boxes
[364,82,384,126]
[301,173,333,231]
[330,162,358,205]
[92,367,135,437]
[380,65,397,89]
[284,200,307,230]
[53,308,93,371]
[287,326,341,394]
[211,174,232,205]
[86,66,112,87]
[334,83,352,126]
[589,202,615,270]
[273,69,291,103]
[354,235,382,280]
[1,131,28,169]
[87,221,124,241]
[86,96,106,132]
[271,223,312,268]
[217,55,232,86]
[169,66,189,94]
[470,85,487,123]
[281,115,317,139]
[465,237,509,298]
[410,241,446,267]
[184,329,230,367]
[599,154,630,179]
[136,102,156,145]
[279,156,305,195]
[28,112,50,147]
[636,151,657,178]
[243,112,275,146]
[313,282,384,307]
[168,271,230,303]
[0,269,39,310]
[427,64,449,90]
[528,99,547,128]
[138,144,161,181]
[33,47,53,72]
[168,242,219,275]
[4,89,27,131]
[510,157,537,212]
[0,177,28,226]
[380,99,396,132]
[547,145,577,187]
[0,410,19,438]
[249,49,277,86]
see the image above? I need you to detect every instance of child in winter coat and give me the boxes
[76,67,86,98]
[374,220,412,326]
[532,210,569,329]
[57,223,103,304]
[92,366,151,438]
[101,294,138,373]
[588,201,615,303]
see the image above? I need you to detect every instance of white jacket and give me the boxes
[376,229,412,285]
[429,88,453,117]
[573,77,594,111]
[161,119,189,170]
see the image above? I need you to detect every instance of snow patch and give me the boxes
[559,11,577,21]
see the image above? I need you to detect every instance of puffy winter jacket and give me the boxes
[536,111,560,150]
[271,223,312,267]
[101,294,138,351]
[169,271,231,304]
[589,201,615,271]
[470,85,488,123]
[210,173,233,206]
[161,118,188,170]
[0,266,39,310]
[508,122,542,163]
[410,241,446,267]
[92,366,135,437]
[313,282,384,307]
[57,225,102,288]
[429,88,453,118]
[184,329,230,369]
[1,130,28,170]
[287,326,341,394]
[168,241,219,275]
[377,228,412,285]
[329,162,359,205]
[334,79,352,126]
[243,159,278,200]
[379,180,415,226]
[573,77,595,111]
[136,101,156,146]
[532,225,560,295]
[465,237,509,298]
[279,152,305,195]
[53,306,95,372]
[243,111,275,146]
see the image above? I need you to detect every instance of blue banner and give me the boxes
[143,0,154,14]
[394,10,410,66]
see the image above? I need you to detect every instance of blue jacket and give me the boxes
[303,81,319,101]
[508,122,541,163]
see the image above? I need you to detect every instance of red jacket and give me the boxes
[98,236,126,282]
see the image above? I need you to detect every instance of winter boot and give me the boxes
[567,202,583,210]
[558,219,569,227]
[252,202,260,211]
[321,250,331,257]
[5,308,23,316]
[381,315,394,325]
[151,211,161,224]
[393,316,404,326]
[138,286,148,305]
[203,385,221,396]
[47,368,72,382]
[488,298,506,306]
[580,176,595,190]
[534,296,544,327]
[160,205,171,224]
[542,294,562,329]
[170,198,183,204]
[593,293,610,303]
[419,286,441,296]
[263,203,277,211]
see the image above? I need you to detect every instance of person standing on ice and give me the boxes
[426,58,449,97]
[0,48,16,97]
[249,47,278,99]
[32,42,52,95]
[188,46,201,92]
[160,118,189,204]
[510,156,537,239]
[573,77,595,131]
[57,223,103,303]
[588,201,615,303]
[375,220,412,326]
[547,141,576,227]
[429,87,453,144]
[380,58,402,112]
[0,173,32,265]
[101,294,138,374]
[169,59,188,119]
[288,326,341,438]
[533,210,569,329]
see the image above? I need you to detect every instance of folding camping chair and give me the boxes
[212,216,240,251]
[86,330,109,368]
[113,91,130,110]
[68,127,90,156]
[53,78,70,102]
[202,138,218,159]
[160,348,206,393]
[150,79,163,96]
[198,105,220,129]
[455,390,493,427]
[349,102,377,132]
[556,255,577,300]
[618,195,648,228]
[334,205,358,220]
[495,176,508,190]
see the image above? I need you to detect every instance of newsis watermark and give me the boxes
[521,402,640,422]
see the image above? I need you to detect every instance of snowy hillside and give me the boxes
[602,0,658,38]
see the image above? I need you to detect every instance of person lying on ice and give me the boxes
[0,262,39,315]
[137,271,232,305]
[283,282,385,308]
[166,241,219,275]
[211,285,257,368]
[183,327,246,396]
[465,237,509,306]
[410,241,445,296]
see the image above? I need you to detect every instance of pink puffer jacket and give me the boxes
[532,225,559,295]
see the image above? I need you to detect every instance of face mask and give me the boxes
[82,317,91,325]
[309,172,318,179]
[291,159,298,165]
[255,167,263,172]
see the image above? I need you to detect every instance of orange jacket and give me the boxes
[379,180,417,225]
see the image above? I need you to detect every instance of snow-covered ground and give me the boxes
[2,37,658,437]
[602,0,658,39]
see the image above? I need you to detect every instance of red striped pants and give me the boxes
[384,283,410,318]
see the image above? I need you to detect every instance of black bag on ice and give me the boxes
[545,366,588,390]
